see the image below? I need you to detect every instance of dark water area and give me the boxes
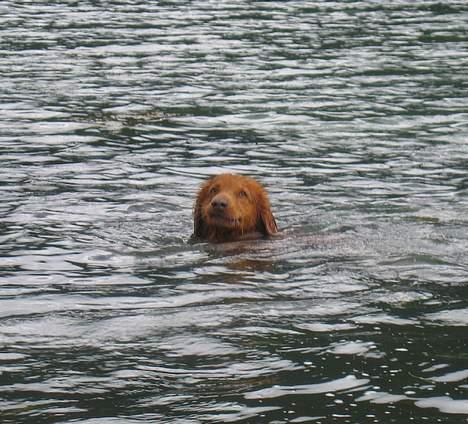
[1,1,468,423]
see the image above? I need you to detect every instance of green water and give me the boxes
[1,1,467,423]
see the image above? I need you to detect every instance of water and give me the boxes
[1,1,468,423]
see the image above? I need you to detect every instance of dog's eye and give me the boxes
[238,190,248,198]
[209,186,218,195]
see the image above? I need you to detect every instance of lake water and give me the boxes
[1,1,468,423]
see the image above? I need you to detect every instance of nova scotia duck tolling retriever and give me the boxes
[193,173,278,243]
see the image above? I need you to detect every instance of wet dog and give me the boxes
[192,174,278,243]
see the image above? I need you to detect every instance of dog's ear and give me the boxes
[259,206,278,236]
[192,176,215,239]
[193,200,205,239]
[253,183,278,237]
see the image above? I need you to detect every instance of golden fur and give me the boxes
[193,174,278,243]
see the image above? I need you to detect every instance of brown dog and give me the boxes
[193,174,278,243]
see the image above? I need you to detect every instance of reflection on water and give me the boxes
[1,1,468,423]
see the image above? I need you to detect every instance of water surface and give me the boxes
[1,1,468,423]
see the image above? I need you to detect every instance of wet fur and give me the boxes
[193,174,278,243]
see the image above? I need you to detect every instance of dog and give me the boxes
[192,174,278,243]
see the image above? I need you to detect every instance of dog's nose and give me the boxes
[211,195,229,210]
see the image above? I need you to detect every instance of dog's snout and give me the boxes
[211,195,229,210]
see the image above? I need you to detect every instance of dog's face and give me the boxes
[193,174,277,243]
[198,174,262,234]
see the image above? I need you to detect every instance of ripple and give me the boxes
[415,396,468,415]
[430,369,468,383]
[425,308,468,326]
[244,375,370,400]
[1,1,467,423]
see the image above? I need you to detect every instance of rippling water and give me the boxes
[1,1,468,423]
